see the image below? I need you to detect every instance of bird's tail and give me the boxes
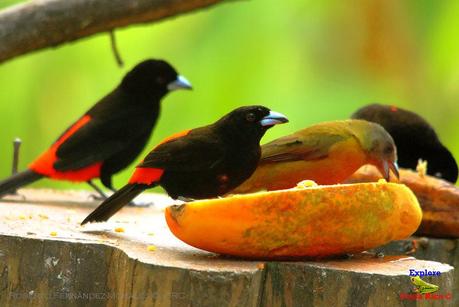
[0,169,43,198]
[81,183,147,224]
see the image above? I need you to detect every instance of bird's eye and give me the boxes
[384,146,393,155]
[156,76,166,84]
[246,113,256,122]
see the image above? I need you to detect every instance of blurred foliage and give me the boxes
[0,0,458,191]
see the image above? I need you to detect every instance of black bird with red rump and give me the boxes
[81,105,288,224]
[352,103,458,183]
[0,59,192,198]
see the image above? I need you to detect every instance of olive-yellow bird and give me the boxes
[232,119,399,193]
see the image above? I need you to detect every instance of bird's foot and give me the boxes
[3,191,26,201]
[177,196,196,202]
[87,194,107,201]
[127,200,154,208]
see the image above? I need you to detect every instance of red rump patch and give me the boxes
[390,105,398,112]
[29,115,102,182]
[127,129,191,185]
[129,168,164,185]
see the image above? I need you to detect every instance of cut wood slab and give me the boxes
[0,189,455,307]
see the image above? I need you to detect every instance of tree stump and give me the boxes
[0,189,455,306]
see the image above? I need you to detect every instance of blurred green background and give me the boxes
[0,0,458,191]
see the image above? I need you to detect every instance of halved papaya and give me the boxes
[165,181,422,259]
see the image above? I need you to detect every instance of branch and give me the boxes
[0,0,230,64]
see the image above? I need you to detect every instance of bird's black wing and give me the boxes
[54,116,146,171]
[138,129,225,172]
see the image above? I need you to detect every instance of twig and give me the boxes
[109,30,124,67]
[12,138,21,175]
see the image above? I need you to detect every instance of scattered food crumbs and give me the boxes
[26,232,36,235]
[38,214,49,219]
[416,159,428,178]
[114,227,125,233]
[296,180,318,189]
[18,214,26,220]
[50,231,58,237]
[147,245,156,251]
[257,263,265,270]
[377,178,387,184]
[66,217,71,222]
[147,232,155,236]
[28,215,33,219]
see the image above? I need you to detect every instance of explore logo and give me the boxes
[399,271,452,301]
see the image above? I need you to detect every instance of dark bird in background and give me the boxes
[352,103,458,183]
[0,59,192,198]
[81,105,288,224]
[232,119,399,193]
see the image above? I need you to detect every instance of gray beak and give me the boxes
[391,161,400,179]
[260,111,289,127]
[378,160,399,181]
[167,75,192,91]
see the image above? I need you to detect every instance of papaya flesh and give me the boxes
[346,166,459,238]
[165,181,422,259]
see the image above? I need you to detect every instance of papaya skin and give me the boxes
[165,182,422,259]
[347,166,459,237]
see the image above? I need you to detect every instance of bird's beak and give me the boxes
[260,111,289,127]
[167,75,192,91]
[377,159,399,181]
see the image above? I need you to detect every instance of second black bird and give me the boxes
[352,103,458,183]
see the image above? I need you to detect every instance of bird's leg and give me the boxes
[92,176,153,207]
[177,196,196,202]
[126,187,162,207]
[126,192,153,207]
[97,185,150,207]
[127,200,152,207]
[87,181,108,201]
[108,187,140,206]
[105,186,151,207]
